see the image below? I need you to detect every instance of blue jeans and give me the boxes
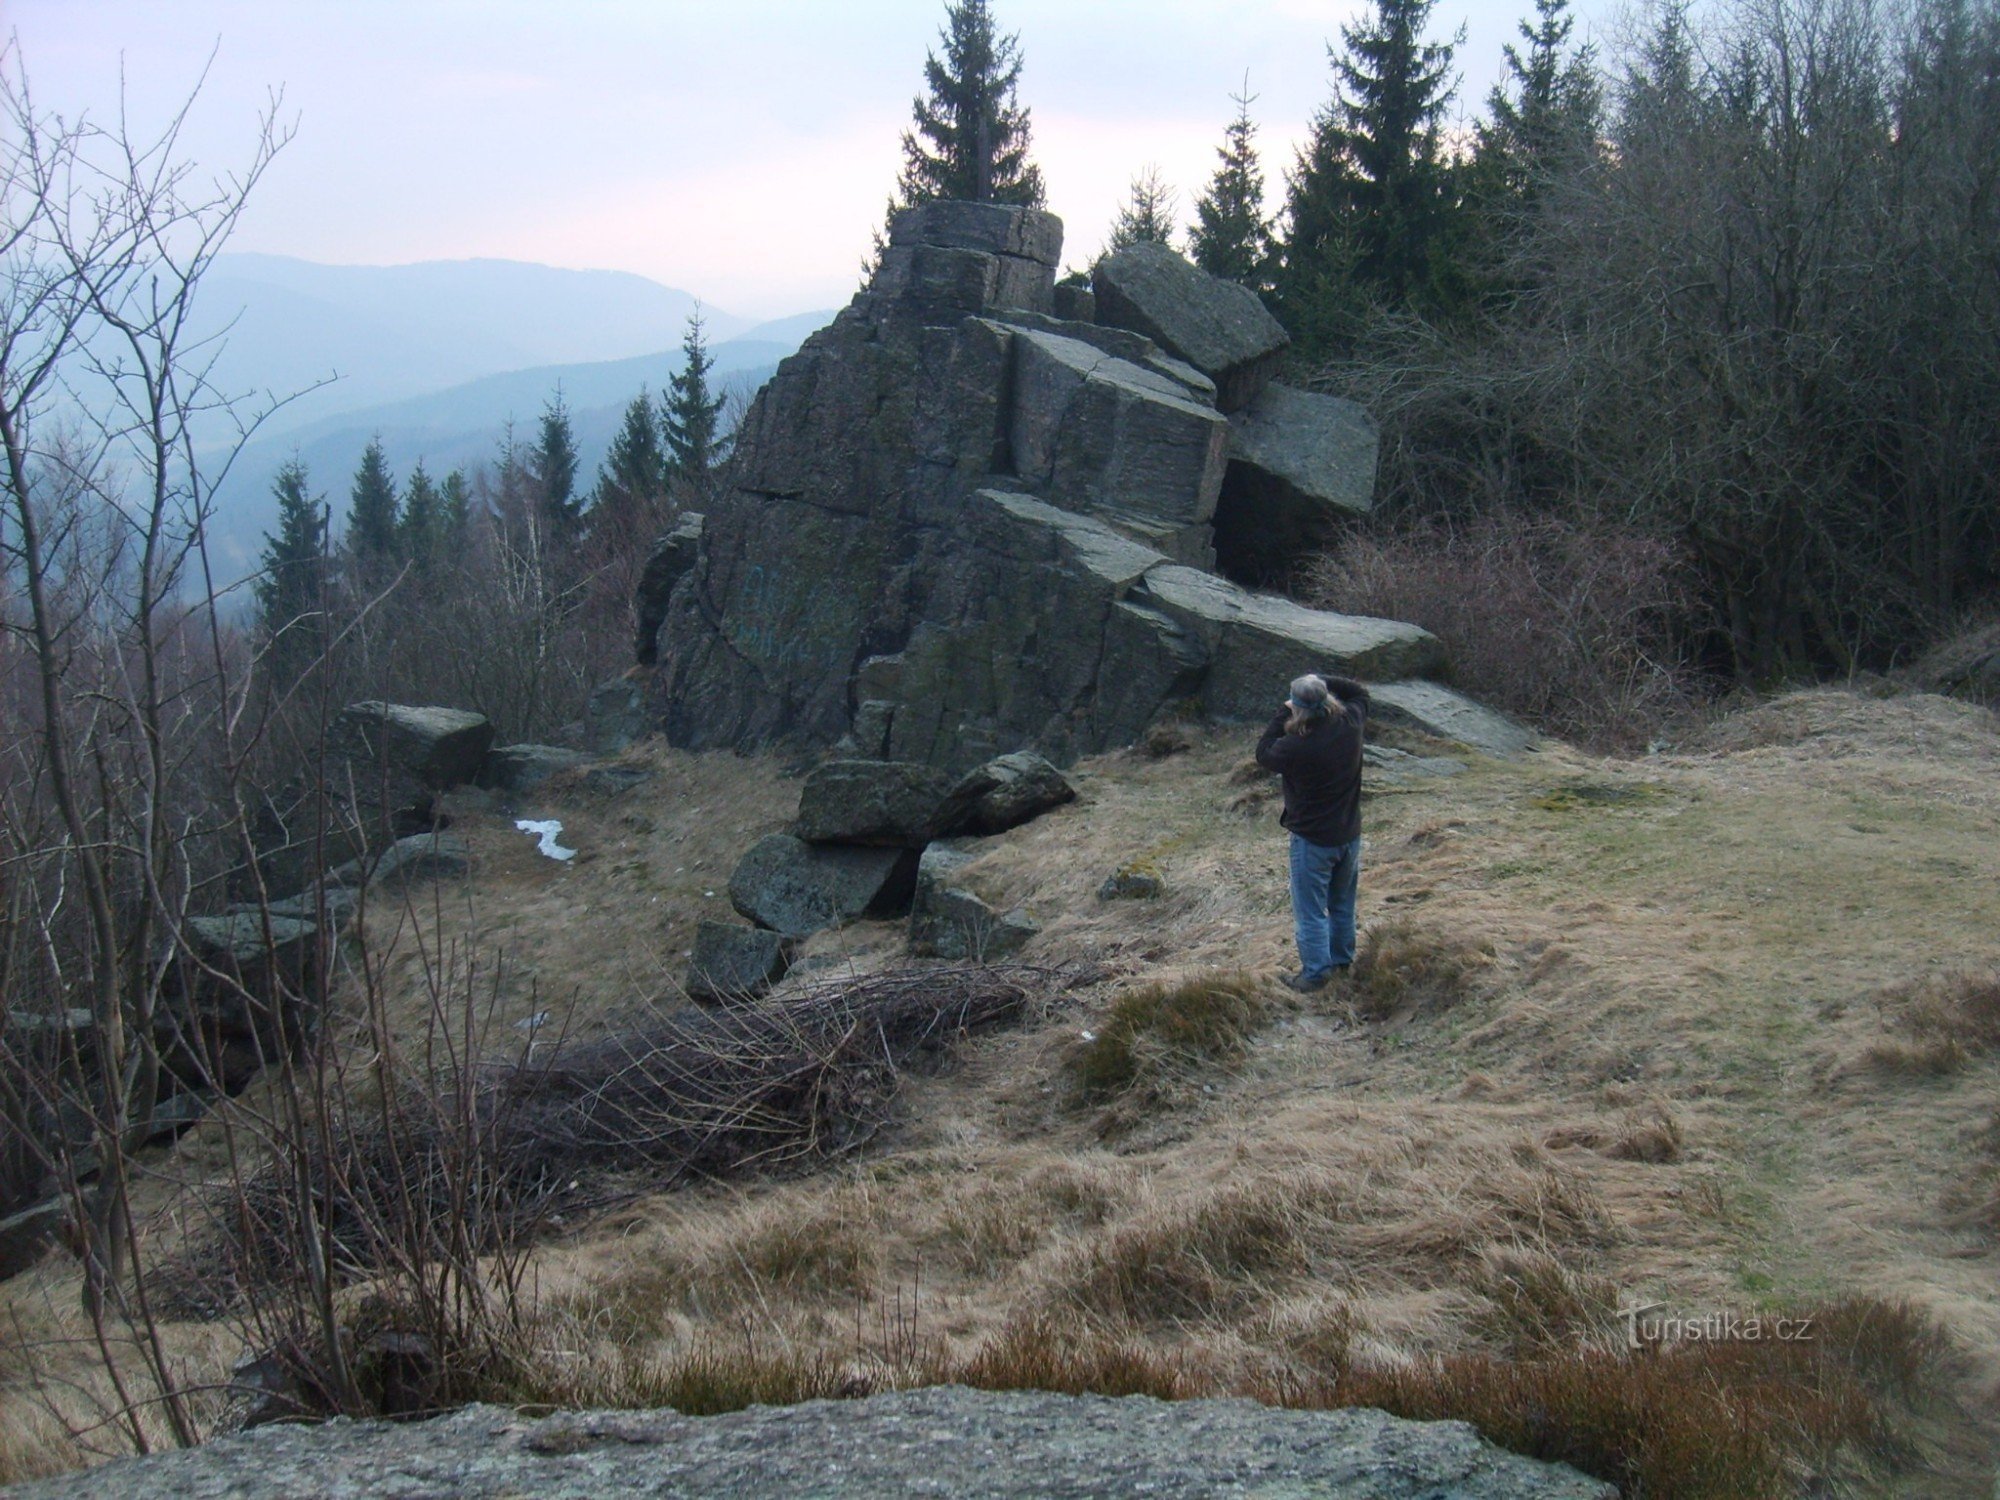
[1289,833,1360,980]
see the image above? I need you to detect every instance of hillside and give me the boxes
[3,688,1995,1494]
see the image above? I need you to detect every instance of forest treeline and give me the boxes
[926,0,2000,700]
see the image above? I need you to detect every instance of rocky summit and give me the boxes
[637,200,1526,774]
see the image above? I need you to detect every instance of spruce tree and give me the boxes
[1277,0,1464,347]
[896,0,1045,207]
[439,469,472,541]
[1105,166,1178,253]
[399,459,440,570]
[1477,0,1601,200]
[346,436,400,562]
[1189,88,1273,286]
[255,459,327,680]
[532,387,582,539]
[592,388,666,533]
[663,312,728,496]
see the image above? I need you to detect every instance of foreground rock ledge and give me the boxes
[8,1389,1614,1499]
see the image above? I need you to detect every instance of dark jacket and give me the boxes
[1254,676,1369,847]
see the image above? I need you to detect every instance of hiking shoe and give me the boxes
[1285,970,1331,993]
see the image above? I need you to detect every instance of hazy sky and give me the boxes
[7,0,1626,320]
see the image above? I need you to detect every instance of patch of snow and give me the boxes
[515,819,576,861]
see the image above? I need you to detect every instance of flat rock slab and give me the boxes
[729,834,919,939]
[1134,566,1445,713]
[1093,240,1290,412]
[185,913,319,969]
[480,744,591,794]
[1371,680,1539,758]
[888,199,1064,267]
[327,832,471,892]
[5,1389,1615,1498]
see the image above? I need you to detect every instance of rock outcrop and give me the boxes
[641,200,1527,775]
[2,1390,1616,1499]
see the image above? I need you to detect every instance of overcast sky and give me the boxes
[7,0,1627,321]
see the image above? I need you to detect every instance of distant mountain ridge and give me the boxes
[205,321,833,575]
[198,253,766,442]
[176,252,835,573]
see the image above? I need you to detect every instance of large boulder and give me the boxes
[907,844,1038,961]
[333,703,494,828]
[1215,383,1379,584]
[793,760,957,847]
[944,751,1077,835]
[685,921,792,1003]
[728,835,920,939]
[0,1390,1619,1499]
[1091,241,1290,412]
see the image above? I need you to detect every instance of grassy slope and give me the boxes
[4,688,1995,1490]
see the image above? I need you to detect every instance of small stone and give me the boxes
[685,921,793,1002]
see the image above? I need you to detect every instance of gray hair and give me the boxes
[1288,674,1329,709]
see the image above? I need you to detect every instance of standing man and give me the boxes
[1255,672,1370,992]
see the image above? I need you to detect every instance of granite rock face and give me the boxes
[643,200,1529,772]
[3,1390,1617,1499]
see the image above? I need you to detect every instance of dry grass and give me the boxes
[7,689,1999,1492]
[1863,971,2000,1076]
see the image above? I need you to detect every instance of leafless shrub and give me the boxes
[1304,511,1702,753]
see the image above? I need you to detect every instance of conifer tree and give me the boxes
[438,468,472,540]
[1188,87,1273,286]
[1476,0,1601,201]
[1105,166,1178,253]
[896,0,1045,207]
[532,387,582,539]
[1276,0,1464,348]
[346,436,400,562]
[255,459,328,679]
[663,312,728,495]
[592,388,665,533]
[399,459,440,570]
